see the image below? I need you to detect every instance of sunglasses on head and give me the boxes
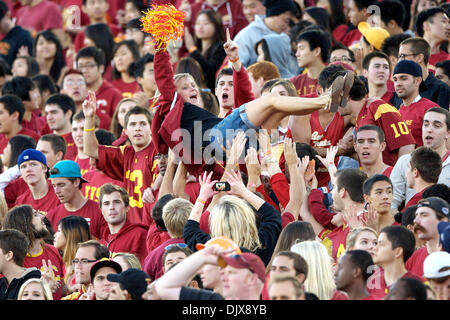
[164,243,188,251]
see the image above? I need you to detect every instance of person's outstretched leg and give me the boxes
[245,76,345,129]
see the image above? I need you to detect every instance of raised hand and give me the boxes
[224,169,247,196]
[245,147,261,178]
[223,28,239,61]
[342,204,365,230]
[82,90,97,118]
[225,131,247,167]
[198,171,218,201]
[283,138,299,167]
[79,284,95,300]
[184,26,195,51]
[41,259,61,293]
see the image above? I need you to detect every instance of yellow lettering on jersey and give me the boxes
[336,243,346,259]
[374,103,400,121]
[127,169,144,208]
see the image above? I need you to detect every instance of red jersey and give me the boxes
[290,73,319,97]
[96,144,158,225]
[319,225,351,262]
[367,267,422,299]
[111,78,140,98]
[81,169,124,203]
[14,180,60,215]
[0,127,40,153]
[24,244,64,300]
[405,246,428,277]
[16,1,63,36]
[95,80,123,118]
[75,156,90,176]
[60,132,77,160]
[399,97,438,147]
[341,28,362,48]
[46,199,107,239]
[100,220,148,265]
[355,99,416,166]
[310,111,345,187]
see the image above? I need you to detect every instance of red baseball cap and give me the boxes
[220,253,266,282]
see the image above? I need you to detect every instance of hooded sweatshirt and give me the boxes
[100,220,149,266]
[261,33,300,78]
[234,15,276,67]
[0,268,41,300]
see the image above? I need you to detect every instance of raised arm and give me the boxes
[82,91,99,159]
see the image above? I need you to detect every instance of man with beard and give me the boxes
[2,205,65,299]
[406,197,450,277]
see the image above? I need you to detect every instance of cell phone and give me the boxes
[214,182,230,191]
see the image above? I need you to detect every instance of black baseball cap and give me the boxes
[417,197,450,218]
[107,268,150,300]
[90,258,123,282]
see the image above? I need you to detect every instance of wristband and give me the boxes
[188,46,198,53]
[197,199,207,205]
[229,56,240,63]
[84,127,95,132]
[247,183,257,188]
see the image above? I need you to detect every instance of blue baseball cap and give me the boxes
[17,149,47,167]
[49,160,88,182]
[438,221,450,254]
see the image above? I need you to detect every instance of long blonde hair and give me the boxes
[209,195,262,252]
[290,240,336,300]
[17,278,53,300]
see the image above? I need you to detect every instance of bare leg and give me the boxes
[245,94,331,129]
[245,76,345,129]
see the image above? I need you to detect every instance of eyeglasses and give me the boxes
[330,56,353,63]
[64,79,86,87]
[398,53,419,60]
[72,259,97,265]
[164,243,188,251]
[77,63,97,70]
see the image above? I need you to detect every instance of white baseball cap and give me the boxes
[423,251,450,279]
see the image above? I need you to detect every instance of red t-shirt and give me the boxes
[405,246,428,277]
[95,80,123,118]
[75,156,90,176]
[16,1,63,35]
[111,78,140,98]
[0,127,40,153]
[100,220,148,265]
[24,244,64,300]
[145,222,171,253]
[60,132,78,160]
[81,169,124,203]
[290,73,319,97]
[14,180,60,215]
[22,113,47,137]
[399,97,438,147]
[46,199,107,239]
[3,177,29,208]
[355,99,416,166]
[367,267,422,299]
[96,144,158,225]
[428,50,450,74]
[382,166,393,178]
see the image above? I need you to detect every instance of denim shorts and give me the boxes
[208,104,260,159]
